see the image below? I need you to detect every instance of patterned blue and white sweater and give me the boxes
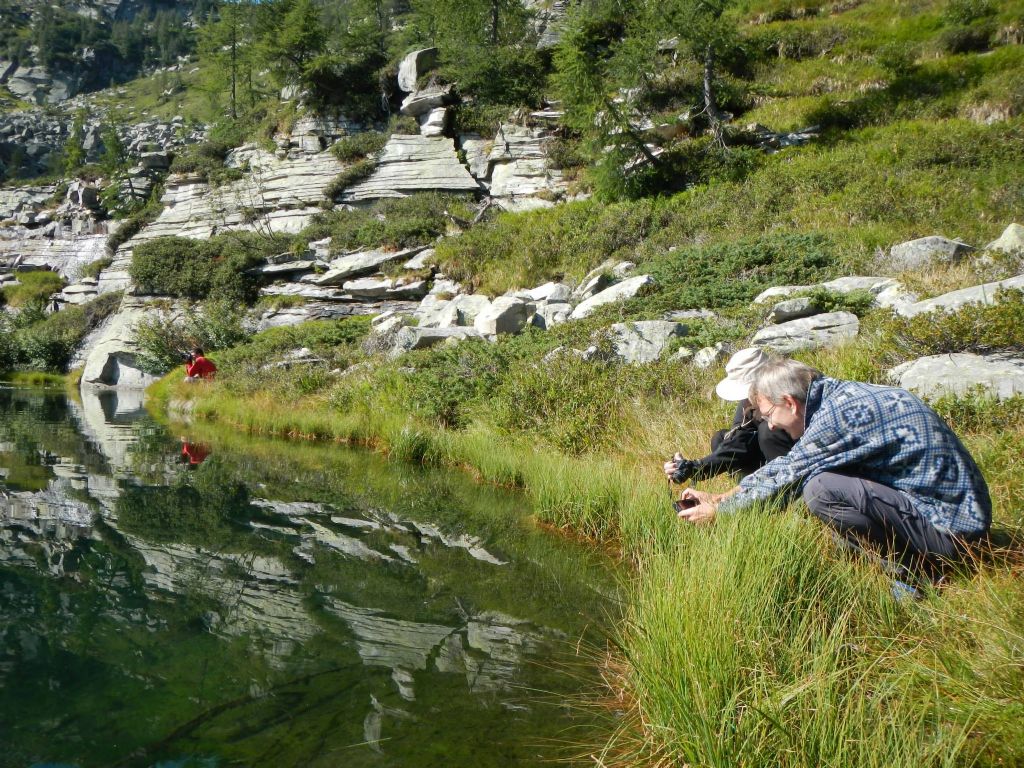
[719,377,992,537]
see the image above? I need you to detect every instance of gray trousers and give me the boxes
[802,472,970,575]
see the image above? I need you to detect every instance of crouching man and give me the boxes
[677,359,991,579]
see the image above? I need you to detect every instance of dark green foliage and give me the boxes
[937,24,994,54]
[134,299,252,375]
[402,339,511,428]
[169,140,244,185]
[129,233,278,303]
[6,292,121,373]
[943,0,997,25]
[802,287,878,316]
[106,186,164,252]
[331,131,388,162]
[0,271,64,309]
[304,193,474,251]
[80,258,113,281]
[644,233,837,311]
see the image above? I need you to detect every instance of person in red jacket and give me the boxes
[184,347,217,381]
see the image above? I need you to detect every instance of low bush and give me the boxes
[937,24,994,54]
[134,299,254,375]
[130,232,278,303]
[878,288,1024,359]
[303,193,475,253]
[944,0,997,25]
[79,257,112,281]
[169,140,244,185]
[106,184,164,253]
[0,271,64,308]
[330,131,388,162]
[9,291,121,372]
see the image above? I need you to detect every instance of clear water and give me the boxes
[0,387,617,768]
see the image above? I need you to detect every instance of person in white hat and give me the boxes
[663,347,796,485]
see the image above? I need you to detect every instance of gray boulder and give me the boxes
[896,274,1024,317]
[397,48,439,93]
[607,320,687,364]
[527,281,572,302]
[766,296,822,324]
[889,353,1024,400]
[986,223,1024,254]
[530,301,572,330]
[418,108,449,137]
[389,326,485,357]
[400,85,455,117]
[341,135,480,202]
[569,275,654,320]
[693,342,733,369]
[80,303,166,389]
[889,236,975,271]
[342,277,428,299]
[310,246,425,285]
[752,311,860,353]
[474,296,531,335]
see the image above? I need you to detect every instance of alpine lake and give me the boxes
[0,385,618,768]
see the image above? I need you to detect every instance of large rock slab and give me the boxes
[986,223,1024,254]
[342,277,428,300]
[474,296,530,335]
[889,353,1024,400]
[607,320,687,364]
[389,326,485,357]
[486,124,568,205]
[569,274,654,320]
[896,274,1024,317]
[400,85,455,117]
[397,48,439,92]
[341,135,481,202]
[752,311,860,353]
[889,236,975,271]
[80,299,171,389]
[310,246,426,285]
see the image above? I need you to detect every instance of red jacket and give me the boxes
[186,355,217,379]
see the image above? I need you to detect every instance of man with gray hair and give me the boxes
[677,359,991,576]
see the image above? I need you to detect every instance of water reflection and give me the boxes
[0,387,614,768]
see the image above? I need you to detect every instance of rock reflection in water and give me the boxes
[0,387,613,767]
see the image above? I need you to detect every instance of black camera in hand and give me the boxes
[670,458,698,484]
[181,351,195,362]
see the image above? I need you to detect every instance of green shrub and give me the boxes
[79,257,112,280]
[878,288,1024,359]
[389,114,419,135]
[129,233,274,303]
[169,140,244,185]
[1,271,64,308]
[937,24,994,53]
[944,0,997,25]
[11,291,121,372]
[134,299,253,375]
[330,131,388,162]
[304,193,474,252]
[801,287,878,316]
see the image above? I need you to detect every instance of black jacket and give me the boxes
[693,401,796,480]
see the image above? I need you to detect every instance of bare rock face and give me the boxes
[895,275,1024,318]
[341,135,481,202]
[389,326,485,357]
[752,311,860,354]
[397,48,439,93]
[310,246,427,286]
[484,124,568,209]
[889,353,1024,401]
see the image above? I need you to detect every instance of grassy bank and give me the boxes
[149,298,1024,766]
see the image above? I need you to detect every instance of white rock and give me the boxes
[752,311,860,354]
[400,85,454,117]
[403,248,436,270]
[889,353,1024,400]
[341,135,480,202]
[530,301,571,330]
[311,246,426,285]
[389,326,485,357]
[397,48,439,93]
[569,275,654,320]
[418,108,449,137]
[474,296,530,335]
[896,275,1024,317]
[526,281,571,302]
[985,223,1024,254]
[693,342,734,369]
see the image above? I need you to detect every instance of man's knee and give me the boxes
[803,473,840,516]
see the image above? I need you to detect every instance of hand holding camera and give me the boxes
[664,452,698,484]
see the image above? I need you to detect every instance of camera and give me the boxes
[181,351,194,362]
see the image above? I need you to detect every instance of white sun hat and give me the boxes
[714,347,771,402]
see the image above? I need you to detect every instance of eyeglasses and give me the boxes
[761,402,779,427]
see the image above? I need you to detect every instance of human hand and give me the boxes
[676,488,719,524]
[664,453,698,483]
[663,452,683,478]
